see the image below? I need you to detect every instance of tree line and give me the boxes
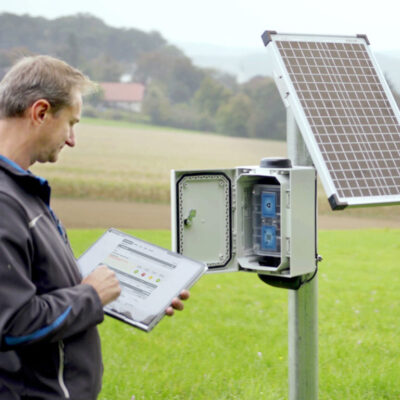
[139,56,285,140]
[10,14,397,142]
[2,13,400,141]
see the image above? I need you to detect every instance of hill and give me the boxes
[0,12,287,140]
[0,12,170,80]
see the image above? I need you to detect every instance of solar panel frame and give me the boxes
[264,32,400,208]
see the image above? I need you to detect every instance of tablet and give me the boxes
[78,228,207,332]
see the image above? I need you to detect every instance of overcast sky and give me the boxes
[1,0,399,52]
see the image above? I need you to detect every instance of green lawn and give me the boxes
[69,229,400,400]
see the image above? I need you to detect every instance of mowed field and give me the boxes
[31,119,286,203]
[70,228,400,400]
[31,119,400,230]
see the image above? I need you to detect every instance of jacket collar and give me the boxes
[0,155,51,205]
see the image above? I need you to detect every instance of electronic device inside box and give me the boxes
[171,160,317,278]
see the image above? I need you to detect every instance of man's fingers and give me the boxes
[82,265,121,306]
[171,297,184,311]
[179,290,190,300]
[165,306,174,316]
[165,289,190,316]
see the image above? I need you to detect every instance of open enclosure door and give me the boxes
[171,171,237,272]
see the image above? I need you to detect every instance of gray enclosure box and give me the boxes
[171,165,317,278]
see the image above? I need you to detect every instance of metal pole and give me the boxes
[287,109,318,400]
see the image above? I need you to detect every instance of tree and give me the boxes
[136,47,204,104]
[142,83,171,125]
[82,55,125,82]
[242,76,286,140]
[216,93,252,137]
[194,76,232,117]
[60,33,81,67]
[135,46,186,84]
[209,69,238,91]
[167,58,204,103]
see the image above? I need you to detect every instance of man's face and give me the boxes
[35,91,82,164]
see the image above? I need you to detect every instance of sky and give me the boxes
[0,0,399,53]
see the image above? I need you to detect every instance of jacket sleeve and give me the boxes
[0,193,104,350]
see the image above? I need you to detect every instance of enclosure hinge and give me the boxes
[232,232,237,255]
[286,237,291,256]
[286,189,291,208]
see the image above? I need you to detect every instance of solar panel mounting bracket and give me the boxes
[328,194,347,210]
[261,30,277,47]
[356,34,370,45]
[273,71,290,107]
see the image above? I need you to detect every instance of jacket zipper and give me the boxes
[58,340,71,399]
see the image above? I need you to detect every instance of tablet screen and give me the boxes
[78,229,207,331]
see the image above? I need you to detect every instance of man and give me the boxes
[0,55,188,399]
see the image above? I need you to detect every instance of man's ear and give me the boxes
[29,99,51,125]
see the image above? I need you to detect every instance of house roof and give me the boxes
[100,82,145,102]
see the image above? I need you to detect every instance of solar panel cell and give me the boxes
[268,33,400,207]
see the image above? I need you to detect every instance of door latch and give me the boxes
[184,209,197,227]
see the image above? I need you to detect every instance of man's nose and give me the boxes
[65,129,76,147]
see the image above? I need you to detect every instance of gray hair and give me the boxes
[0,55,96,118]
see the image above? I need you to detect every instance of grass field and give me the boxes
[31,119,285,203]
[30,118,400,223]
[70,228,400,400]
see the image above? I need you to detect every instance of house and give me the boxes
[99,82,145,112]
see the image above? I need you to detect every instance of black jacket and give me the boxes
[0,156,104,399]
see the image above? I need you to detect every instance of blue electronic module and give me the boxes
[261,224,277,251]
[252,184,281,257]
[261,192,276,218]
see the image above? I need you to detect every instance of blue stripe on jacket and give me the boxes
[4,306,72,346]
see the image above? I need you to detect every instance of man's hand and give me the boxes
[165,290,190,316]
[82,265,121,306]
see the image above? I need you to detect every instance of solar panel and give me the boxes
[263,31,400,209]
